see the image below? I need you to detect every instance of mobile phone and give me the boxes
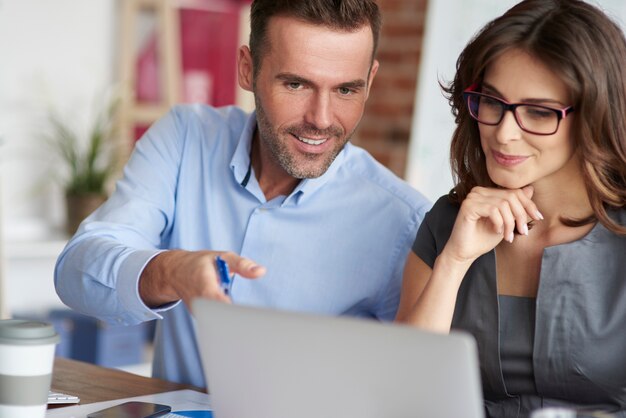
[86,401,172,418]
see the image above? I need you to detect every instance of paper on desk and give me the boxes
[45,389,211,418]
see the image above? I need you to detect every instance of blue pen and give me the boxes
[215,256,231,295]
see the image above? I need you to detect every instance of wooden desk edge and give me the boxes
[51,357,205,406]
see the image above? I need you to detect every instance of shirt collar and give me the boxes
[229,110,349,205]
[287,143,348,205]
[230,111,257,186]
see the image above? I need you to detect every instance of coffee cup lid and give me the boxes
[0,319,60,345]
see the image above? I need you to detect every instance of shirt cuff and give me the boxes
[118,249,182,322]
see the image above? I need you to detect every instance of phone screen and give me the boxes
[86,401,172,418]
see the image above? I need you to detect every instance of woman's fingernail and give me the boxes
[536,210,544,220]
[507,232,515,243]
[522,223,529,235]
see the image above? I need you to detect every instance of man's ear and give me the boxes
[237,45,254,92]
[365,59,380,100]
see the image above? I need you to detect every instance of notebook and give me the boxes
[193,299,485,418]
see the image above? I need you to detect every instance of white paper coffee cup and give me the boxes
[0,319,60,418]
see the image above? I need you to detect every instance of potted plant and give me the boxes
[44,99,118,236]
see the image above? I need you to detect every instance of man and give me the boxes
[55,0,430,387]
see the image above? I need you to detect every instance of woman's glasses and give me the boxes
[462,85,574,135]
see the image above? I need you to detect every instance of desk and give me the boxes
[50,357,205,406]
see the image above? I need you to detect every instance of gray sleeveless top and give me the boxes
[412,196,626,418]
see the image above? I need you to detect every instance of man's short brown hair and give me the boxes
[249,0,381,77]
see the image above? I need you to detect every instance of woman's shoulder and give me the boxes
[413,194,461,265]
[599,206,626,243]
[417,194,461,243]
[608,206,626,225]
[427,194,461,223]
[593,206,626,242]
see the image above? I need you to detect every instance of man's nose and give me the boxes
[304,92,332,130]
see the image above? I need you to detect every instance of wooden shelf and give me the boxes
[117,0,182,163]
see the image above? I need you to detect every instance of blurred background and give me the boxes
[0,0,624,373]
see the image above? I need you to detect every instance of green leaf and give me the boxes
[43,95,118,195]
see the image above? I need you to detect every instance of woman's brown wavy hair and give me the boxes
[444,0,626,235]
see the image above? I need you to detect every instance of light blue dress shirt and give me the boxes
[54,105,431,387]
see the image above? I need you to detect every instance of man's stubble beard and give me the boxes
[254,94,356,179]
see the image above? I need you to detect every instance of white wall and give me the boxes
[0,0,116,315]
[0,0,116,239]
[406,0,626,202]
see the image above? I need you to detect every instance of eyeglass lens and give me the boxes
[468,94,560,135]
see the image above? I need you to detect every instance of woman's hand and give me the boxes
[442,185,543,264]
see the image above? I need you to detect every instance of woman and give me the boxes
[396,1,626,417]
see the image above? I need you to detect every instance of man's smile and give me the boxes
[296,136,329,146]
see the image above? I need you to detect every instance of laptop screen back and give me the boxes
[193,299,485,418]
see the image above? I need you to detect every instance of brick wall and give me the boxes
[352,0,428,179]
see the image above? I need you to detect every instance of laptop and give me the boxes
[193,299,485,418]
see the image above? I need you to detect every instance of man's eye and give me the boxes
[287,82,302,90]
[338,87,353,95]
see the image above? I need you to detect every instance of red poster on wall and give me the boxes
[134,0,250,140]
